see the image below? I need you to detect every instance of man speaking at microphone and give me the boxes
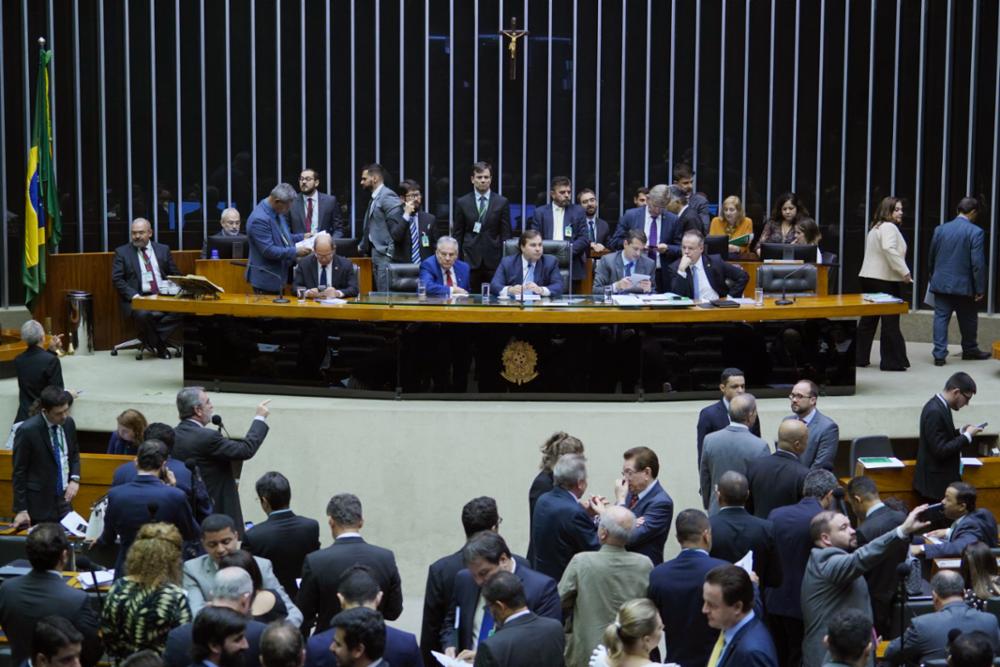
[172,387,271,535]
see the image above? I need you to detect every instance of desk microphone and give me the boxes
[773,262,815,306]
[897,561,914,654]
[247,262,291,303]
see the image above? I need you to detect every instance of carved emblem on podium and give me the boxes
[501,339,539,385]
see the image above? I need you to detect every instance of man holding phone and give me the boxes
[910,482,999,559]
[914,372,983,503]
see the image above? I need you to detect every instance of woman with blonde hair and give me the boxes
[527,432,585,563]
[709,196,755,258]
[100,522,191,659]
[589,598,666,667]
[961,541,1000,611]
[107,408,148,455]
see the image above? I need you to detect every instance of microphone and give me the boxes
[897,561,913,653]
[772,261,815,306]
[247,261,292,303]
[896,561,912,580]
[211,414,232,439]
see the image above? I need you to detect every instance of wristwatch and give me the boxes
[69,475,80,483]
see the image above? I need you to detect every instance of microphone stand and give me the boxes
[774,262,814,306]
[896,561,912,654]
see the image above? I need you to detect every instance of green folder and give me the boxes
[729,233,752,247]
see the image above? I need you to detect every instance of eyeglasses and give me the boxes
[789,393,813,400]
[621,468,640,477]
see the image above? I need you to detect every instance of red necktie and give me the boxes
[446,270,454,287]
[306,198,314,232]
[628,494,639,509]
[141,248,160,294]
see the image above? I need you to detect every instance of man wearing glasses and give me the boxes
[612,446,674,565]
[398,179,439,263]
[914,372,983,503]
[783,379,840,471]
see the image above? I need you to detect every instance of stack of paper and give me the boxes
[857,457,905,469]
[78,570,115,590]
[862,293,905,304]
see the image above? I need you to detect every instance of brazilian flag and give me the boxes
[23,45,61,308]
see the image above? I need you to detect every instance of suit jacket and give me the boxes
[928,216,986,297]
[591,251,657,294]
[696,399,763,471]
[112,457,214,521]
[472,612,565,667]
[243,509,321,600]
[306,625,422,667]
[648,549,730,667]
[855,503,908,636]
[914,396,966,500]
[786,410,840,471]
[182,553,301,625]
[924,508,999,559]
[359,186,407,262]
[801,528,905,667]
[687,192,712,232]
[12,414,80,522]
[700,424,770,514]
[717,613,780,667]
[527,471,555,565]
[0,570,102,667]
[489,253,564,299]
[608,206,682,256]
[623,479,674,565]
[667,254,749,300]
[111,241,181,315]
[442,558,561,652]
[164,618,267,667]
[453,190,512,271]
[583,216,610,246]
[245,198,305,293]
[746,450,808,518]
[288,192,344,237]
[559,544,653,667]
[529,203,589,279]
[402,211,440,261]
[419,256,472,297]
[764,496,824,619]
[421,549,465,665]
[710,507,781,588]
[884,600,1000,665]
[172,418,269,531]
[530,487,600,581]
[292,254,359,297]
[14,345,63,422]
[677,204,706,236]
[298,535,403,633]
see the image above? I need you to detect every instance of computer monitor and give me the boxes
[760,242,817,262]
[704,235,730,260]
[206,234,249,259]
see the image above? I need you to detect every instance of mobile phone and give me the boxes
[918,502,944,520]
[977,421,988,429]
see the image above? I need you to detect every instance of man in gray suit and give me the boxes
[801,504,931,667]
[884,570,1000,665]
[785,379,840,470]
[592,228,656,294]
[700,393,770,514]
[357,163,406,291]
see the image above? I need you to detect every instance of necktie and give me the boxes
[691,265,700,300]
[319,265,328,288]
[306,197,315,233]
[478,195,487,219]
[648,217,658,260]
[588,220,596,241]
[141,248,160,294]
[410,219,421,263]
[625,261,634,277]
[478,605,495,645]
[525,262,536,285]
[706,632,725,667]
[50,425,64,494]
[628,493,639,509]
[446,270,454,287]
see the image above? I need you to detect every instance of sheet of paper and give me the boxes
[961,457,983,467]
[934,558,961,569]
[857,457,905,469]
[60,511,89,538]
[629,273,651,284]
[79,570,115,590]
[295,235,317,250]
[507,292,540,301]
[431,651,468,667]
[735,550,754,576]
[318,298,347,305]
[729,297,756,305]
[612,294,644,306]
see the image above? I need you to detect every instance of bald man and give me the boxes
[700,393,770,515]
[746,419,811,518]
[292,234,359,299]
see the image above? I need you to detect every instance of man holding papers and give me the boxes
[667,230,749,301]
[489,229,564,299]
[592,228,655,294]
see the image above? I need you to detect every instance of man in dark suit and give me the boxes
[305,567,420,667]
[609,185,682,290]
[823,609,874,667]
[667,230,749,301]
[420,236,472,297]
[298,493,403,634]
[746,419,809,518]
[845,476,908,636]
[490,229,564,299]
[188,606,252,667]
[260,622,305,667]
[612,446,674,565]
[243,471,320,601]
[0,524,101,667]
[764,469,838,667]
[786,378,841,471]
[200,207,247,258]
[709,472,780,589]
[461,571,564,667]
[577,188,610,252]
[292,233,359,298]
[914,372,982,502]
[702,564,779,667]
[913,482,999,559]
[672,163,712,232]
[398,179,439,262]
[441,531,561,658]
[648,509,729,667]
[172,387,271,533]
[927,196,989,365]
[14,320,63,423]
[422,497,500,666]
[530,453,600,581]
[246,183,312,294]
[289,168,345,237]
[453,161,512,293]
[111,217,183,357]
[358,163,407,291]
[12,386,79,529]
[696,368,763,471]
[327,607,387,667]
[528,176,588,286]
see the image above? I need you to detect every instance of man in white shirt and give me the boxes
[667,230,748,302]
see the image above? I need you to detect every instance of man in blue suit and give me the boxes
[613,446,674,565]
[528,176,588,285]
[696,368,763,471]
[702,564,779,667]
[648,509,729,667]
[927,197,989,365]
[305,566,421,667]
[246,183,311,294]
[530,453,600,581]
[609,184,682,293]
[912,482,999,559]
[490,229,564,299]
[419,236,471,297]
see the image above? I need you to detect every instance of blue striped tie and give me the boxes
[410,219,421,264]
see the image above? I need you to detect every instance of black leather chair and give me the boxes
[887,596,935,640]
[387,263,420,293]
[849,435,894,473]
[705,235,730,260]
[333,238,361,257]
[502,239,573,287]
[757,263,818,296]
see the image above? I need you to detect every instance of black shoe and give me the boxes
[934,357,946,366]
[961,349,991,360]
[856,361,870,368]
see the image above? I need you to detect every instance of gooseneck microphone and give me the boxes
[774,262,815,306]
[211,414,232,439]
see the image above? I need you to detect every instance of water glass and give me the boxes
[481,283,491,302]
[416,279,427,300]
[296,288,306,302]
[754,287,764,306]
[604,285,613,304]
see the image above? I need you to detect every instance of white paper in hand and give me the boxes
[431,651,469,666]
[735,550,755,576]
[60,511,89,538]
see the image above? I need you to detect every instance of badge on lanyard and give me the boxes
[421,233,430,247]
[473,221,483,234]
[564,225,573,238]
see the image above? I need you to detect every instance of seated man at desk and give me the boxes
[911,482,998,559]
[592,228,655,294]
[490,229,564,299]
[292,233,358,299]
[200,207,244,258]
[419,236,471,297]
[667,230,749,301]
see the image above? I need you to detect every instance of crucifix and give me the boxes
[500,17,529,81]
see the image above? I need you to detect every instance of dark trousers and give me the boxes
[932,291,980,360]
[856,278,909,369]
[132,309,181,351]
[767,613,804,667]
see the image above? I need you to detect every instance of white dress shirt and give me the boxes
[552,206,565,241]
[677,256,719,302]
[644,209,661,268]
[499,257,551,298]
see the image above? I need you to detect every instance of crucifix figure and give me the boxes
[500,17,529,81]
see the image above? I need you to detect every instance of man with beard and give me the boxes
[329,607,388,667]
[288,169,344,237]
[190,606,251,667]
[201,207,246,258]
[576,188,609,253]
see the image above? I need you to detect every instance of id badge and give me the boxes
[421,233,430,247]
[473,221,482,234]
[564,225,573,238]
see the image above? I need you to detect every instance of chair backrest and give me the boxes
[502,239,573,285]
[333,238,361,257]
[757,264,818,295]
[387,263,420,293]
[705,235,730,260]
[888,596,935,639]
[849,435,894,474]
